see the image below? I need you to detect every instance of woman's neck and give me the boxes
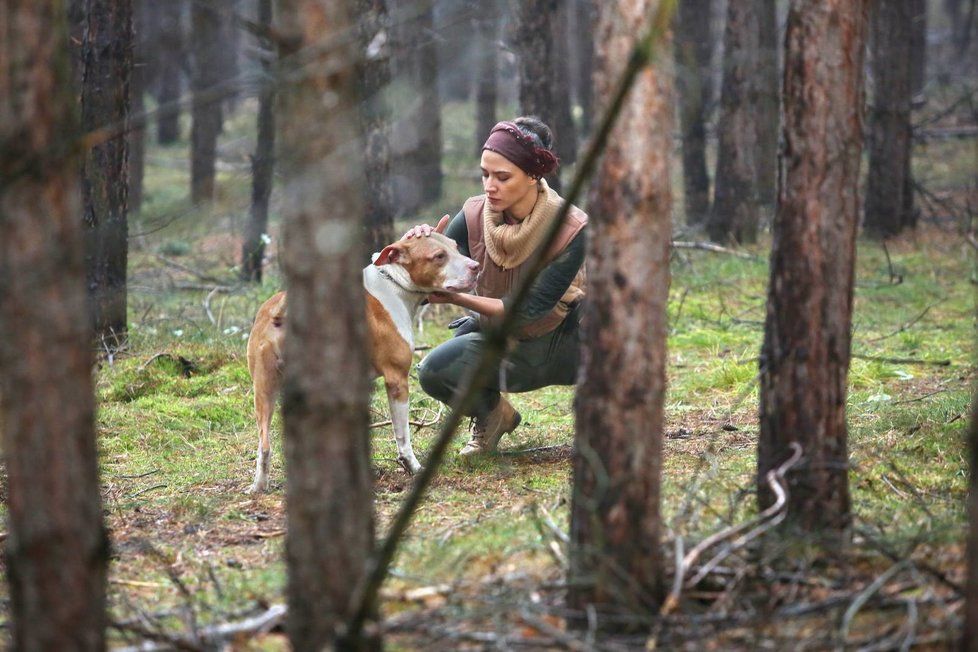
[507,183,540,221]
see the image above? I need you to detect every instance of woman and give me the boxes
[405,116,587,457]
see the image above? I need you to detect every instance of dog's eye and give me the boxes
[433,251,446,262]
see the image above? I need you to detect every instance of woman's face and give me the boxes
[480,149,537,213]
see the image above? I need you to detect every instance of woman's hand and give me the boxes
[401,214,451,240]
[427,291,455,305]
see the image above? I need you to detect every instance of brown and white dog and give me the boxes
[245,221,479,494]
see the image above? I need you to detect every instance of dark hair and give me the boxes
[513,116,554,152]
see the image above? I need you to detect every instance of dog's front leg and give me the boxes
[385,378,422,474]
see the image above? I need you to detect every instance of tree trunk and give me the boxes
[709,0,762,244]
[80,0,133,348]
[569,0,674,630]
[241,0,276,283]
[356,0,395,255]
[221,0,242,113]
[157,0,183,144]
[865,0,914,239]
[756,0,779,223]
[551,0,579,167]
[965,387,978,650]
[674,0,714,228]
[0,3,109,649]
[910,0,926,98]
[190,0,225,203]
[573,0,596,137]
[514,0,564,191]
[130,0,152,215]
[277,1,377,649]
[389,0,442,214]
[474,7,499,155]
[757,0,870,543]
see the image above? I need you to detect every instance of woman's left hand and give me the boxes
[427,291,456,305]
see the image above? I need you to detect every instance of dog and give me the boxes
[245,218,478,494]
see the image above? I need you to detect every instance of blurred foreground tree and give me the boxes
[758,0,870,542]
[673,0,714,228]
[277,0,377,649]
[80,0,133,348]
[865,0,916,239]
[241,0,276,282]
[569,0,674,631]
[0,2,108,647]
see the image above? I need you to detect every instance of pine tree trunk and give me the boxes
[277,1,377,649]
[474,8,499,155]
[241,0,275,283]
[674,0,714,228]
[573,0,596,136]
[569,0,674,630]
[389,0,441,214]
[514,0,564,191]
[710,0,762,244]
[910,0,926,98]
[356,0,394,255]
[81,0,133,348]
[190,0,225,203]
[0,4,108,648]
[756,0,779,222]
[758,0,870,543]
[551,1,578,167]
[865,0,914,239]
[157,0,183,144]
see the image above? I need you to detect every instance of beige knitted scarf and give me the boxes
[482,179,564,270]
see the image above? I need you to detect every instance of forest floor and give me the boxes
[0,99,975,649]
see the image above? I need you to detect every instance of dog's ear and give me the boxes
[434,214,451,234]
[374,243,405,266]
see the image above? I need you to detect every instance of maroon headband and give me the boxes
[482,121,559,179]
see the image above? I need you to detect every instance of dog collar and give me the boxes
[377,265,431,296]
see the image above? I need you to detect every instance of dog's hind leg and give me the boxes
[385,376,422,475]
[247,346,281,494]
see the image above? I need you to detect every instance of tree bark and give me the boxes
[0,3,109,649]
[756,0,779,222]
[551,0,579,167]
[190,0,225,204]
[573,0,596,137]
[474,7,500,155]
[157,0,183,144]
[514,0,565,191]
[710,0,762,244]
[277,0,377,649]
[569,0,674,630]
[356,0,395,255]
[80,0,133,348]
[758,0,870,544]
[241,0,276,283]
[865,0,914,239]
[674,0,714,228]
[389,0,442,214]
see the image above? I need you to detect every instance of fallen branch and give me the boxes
[672,240,758,260]
[661,443,803,615]
[851,353,951,366]
[113,604,286,652]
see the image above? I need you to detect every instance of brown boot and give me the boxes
[459,397,521,457]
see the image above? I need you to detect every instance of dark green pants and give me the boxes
[417,313,580,417]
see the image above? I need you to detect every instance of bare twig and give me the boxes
[672,240,759,260]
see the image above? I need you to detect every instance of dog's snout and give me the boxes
[467,259,480,271]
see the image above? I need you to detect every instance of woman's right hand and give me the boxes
[401,214,451,240]
[401,224,434,240]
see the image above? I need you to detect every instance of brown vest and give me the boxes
[463,195,587,339]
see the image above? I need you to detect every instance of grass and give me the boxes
[0,95,974,648]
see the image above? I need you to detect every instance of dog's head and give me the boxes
[373,232,479,293]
